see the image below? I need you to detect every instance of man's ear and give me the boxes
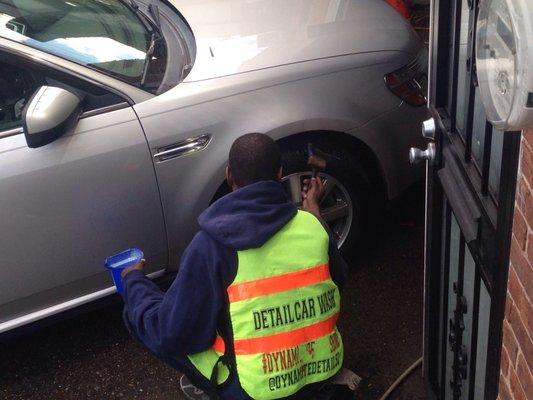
[277,166,283,181]
[226,166,236,190]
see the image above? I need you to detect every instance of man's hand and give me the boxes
[121,259,146,279]
[302,177,324,218]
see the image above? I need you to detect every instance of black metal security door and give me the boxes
[413,1,522,399]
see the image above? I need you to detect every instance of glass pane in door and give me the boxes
[489,129,505,200]
[461,247,477,397]
[472,87,487,166]
[438,204,451,389]
[455,0,470,136]
[445,214,462,399]
[474,280,491,399]
[447,0,458,114]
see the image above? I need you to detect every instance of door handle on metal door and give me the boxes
[409,143,436,165]
[409,118,438,165]
[153,134,211,162]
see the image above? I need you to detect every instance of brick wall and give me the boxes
[499,130,533,400]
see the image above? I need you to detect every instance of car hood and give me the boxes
[168,0,422,82]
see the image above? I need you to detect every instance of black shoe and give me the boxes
[180,375,210,400]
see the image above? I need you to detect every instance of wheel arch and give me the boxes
[211,129,389,206]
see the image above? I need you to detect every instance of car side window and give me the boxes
[0,62,40,131]
[0,59,127,133]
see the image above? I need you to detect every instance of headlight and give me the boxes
[384,49,428,107]
[476,0,533,130]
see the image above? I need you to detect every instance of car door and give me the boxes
[0,51,167,334]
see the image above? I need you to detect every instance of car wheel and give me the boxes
[281,138,377,254]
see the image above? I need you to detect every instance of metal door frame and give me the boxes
[423,0,521,399]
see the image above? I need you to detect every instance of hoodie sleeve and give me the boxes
[122,232,232,357]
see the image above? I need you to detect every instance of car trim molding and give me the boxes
[153,134,211,162]
[0,269,166,334]
[0,127,24,139]
[79,102,131,119]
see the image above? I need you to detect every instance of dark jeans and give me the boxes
[122,308,217,395]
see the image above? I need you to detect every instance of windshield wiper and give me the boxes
[120,1,164,88]
[140,31,158,87]
[141,4,163,87]
[122,0,162,35]
[122,1,163,88]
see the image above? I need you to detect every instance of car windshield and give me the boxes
[0,0,166,91]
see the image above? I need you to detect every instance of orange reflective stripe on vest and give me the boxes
[212,335,225,354]
[213,312,339,355]
[227,263,331,302]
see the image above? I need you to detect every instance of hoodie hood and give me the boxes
[198,181,297,250]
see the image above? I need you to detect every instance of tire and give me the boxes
[280,136,380,256]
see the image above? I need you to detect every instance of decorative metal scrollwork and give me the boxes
[449,282,468,399]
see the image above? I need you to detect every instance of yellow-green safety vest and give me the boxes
[188,210,343,399]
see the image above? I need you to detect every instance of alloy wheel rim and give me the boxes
[281,172,353,248]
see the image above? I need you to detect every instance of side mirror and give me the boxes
[22,86,82,148]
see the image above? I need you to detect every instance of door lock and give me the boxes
[422,118,437,140]
[409,143,436,165]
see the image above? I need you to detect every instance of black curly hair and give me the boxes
[228,133,281,187]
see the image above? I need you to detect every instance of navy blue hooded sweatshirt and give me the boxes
[122,181,348,399]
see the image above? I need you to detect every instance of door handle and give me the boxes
[410,118,438,165]
[409,142,436,165]
[153,134,211,162]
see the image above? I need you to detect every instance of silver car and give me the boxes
[0,0,427,334]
